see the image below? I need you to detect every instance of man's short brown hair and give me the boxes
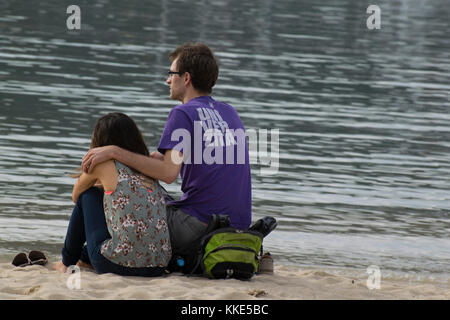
[169,42,219,94]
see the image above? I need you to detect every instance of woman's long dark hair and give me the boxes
[70,113,149,178]
[91,112,149,156]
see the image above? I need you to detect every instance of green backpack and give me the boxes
[197,228,264,280]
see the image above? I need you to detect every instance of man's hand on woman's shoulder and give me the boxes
[82,145,117,174]
[150,151,165,161]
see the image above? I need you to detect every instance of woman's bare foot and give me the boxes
[76,260,94,270]
[52,260,68,273]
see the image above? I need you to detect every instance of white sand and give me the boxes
[0,261,448,300]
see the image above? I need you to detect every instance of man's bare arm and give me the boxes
[81,145,182,184]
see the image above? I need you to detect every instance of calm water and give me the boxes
[0,0,449,282]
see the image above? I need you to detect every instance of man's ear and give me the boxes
[184,72,191,85]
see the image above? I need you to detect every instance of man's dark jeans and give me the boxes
[61,187,165,277]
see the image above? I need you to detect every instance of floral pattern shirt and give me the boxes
[101,161,172,268]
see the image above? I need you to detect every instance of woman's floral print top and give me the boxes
[101,161,171,268]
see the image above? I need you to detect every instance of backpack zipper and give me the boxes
[203,244,258,261]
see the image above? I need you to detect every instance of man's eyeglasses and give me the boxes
[168,71,184,77]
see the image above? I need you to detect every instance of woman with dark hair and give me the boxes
[53,113,171,277]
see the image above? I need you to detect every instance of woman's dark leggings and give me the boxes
[61,187,165,277]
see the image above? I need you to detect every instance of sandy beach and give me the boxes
[0,260,448,300]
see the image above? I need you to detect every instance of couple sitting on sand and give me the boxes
[53,42,252,277]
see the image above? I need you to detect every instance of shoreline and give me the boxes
[0,261,448,300]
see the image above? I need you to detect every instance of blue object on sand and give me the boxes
[177,257,185,267]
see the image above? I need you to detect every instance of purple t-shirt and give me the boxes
[158,96,251,229]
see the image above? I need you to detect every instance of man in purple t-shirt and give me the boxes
[82,43,252,256]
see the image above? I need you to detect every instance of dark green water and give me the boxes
[0,0,449,282]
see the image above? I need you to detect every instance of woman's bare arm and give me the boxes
[72,160,118,203]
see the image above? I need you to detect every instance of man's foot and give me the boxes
[52,260,68,273]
